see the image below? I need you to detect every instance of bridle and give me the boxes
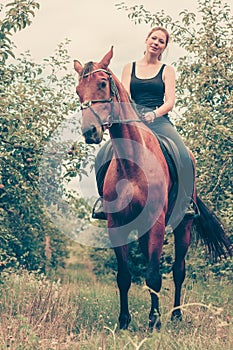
[80,68,119,129]
[79,68,143,129]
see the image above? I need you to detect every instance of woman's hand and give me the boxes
[142,111,157,123]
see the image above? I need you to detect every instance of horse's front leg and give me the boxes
[171,220,191,321]
[146,221,165,332]
[114,245,132,330]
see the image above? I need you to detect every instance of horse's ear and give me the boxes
[99,46,113,69]
[74,59,83,75]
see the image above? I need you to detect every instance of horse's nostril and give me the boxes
[92,125,97,134]
[83,125,97,140]
[83,129,90,139]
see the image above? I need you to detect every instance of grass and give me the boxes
[0,243,232,349]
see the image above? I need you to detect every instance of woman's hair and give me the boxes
[146,26,170,60]
[146,26,170,46]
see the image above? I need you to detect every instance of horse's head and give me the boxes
[74,47,116,144]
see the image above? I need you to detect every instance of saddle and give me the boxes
[156,134,179,225]
[95,134,194,225]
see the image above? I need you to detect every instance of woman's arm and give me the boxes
[156,65,176,117]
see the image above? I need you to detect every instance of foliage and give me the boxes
[0,0,40,62]
[174,1,233,238]
[0,48,72,272]
[0,0,93,273]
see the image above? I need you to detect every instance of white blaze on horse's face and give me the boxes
[74,47,114,144]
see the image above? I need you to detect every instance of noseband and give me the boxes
[80,69,120,129]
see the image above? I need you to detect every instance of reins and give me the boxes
[80,68,144,128]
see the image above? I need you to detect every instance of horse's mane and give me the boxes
[109,70,141,118]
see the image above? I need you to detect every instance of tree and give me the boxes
[0,0,40,63]
[0,0,92,273]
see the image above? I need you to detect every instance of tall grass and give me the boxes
[0,245,232,349]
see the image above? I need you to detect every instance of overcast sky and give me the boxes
[8,0,204,78]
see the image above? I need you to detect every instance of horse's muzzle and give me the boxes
[82,125,102,144]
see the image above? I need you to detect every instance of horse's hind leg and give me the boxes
[171,220,191,321]
[114,245,132,330]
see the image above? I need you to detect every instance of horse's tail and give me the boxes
[194,196,232,259]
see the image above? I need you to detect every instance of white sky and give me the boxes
[6,0,203,78]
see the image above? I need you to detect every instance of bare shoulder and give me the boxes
[121,62,133,93]
[163,64,176,80]
[122,62,132,75]
[164,65,176,75]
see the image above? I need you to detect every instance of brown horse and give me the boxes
[74,47,232,331]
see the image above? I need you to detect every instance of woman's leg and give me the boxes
[150,117,194,228]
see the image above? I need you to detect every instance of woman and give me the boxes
[122,27,175,125]
[93,27,194,222]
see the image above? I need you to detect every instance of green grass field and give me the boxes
[0,243,232,349]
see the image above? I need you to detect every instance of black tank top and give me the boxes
[130,62,166,113]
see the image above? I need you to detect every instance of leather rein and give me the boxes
[79,68,143,129]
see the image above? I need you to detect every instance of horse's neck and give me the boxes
[109,102,149,168]
[111,72,142,130]
[109,73,155,166]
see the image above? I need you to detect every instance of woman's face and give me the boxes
[146,30,167,56]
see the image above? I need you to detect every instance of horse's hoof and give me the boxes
[119,314,131,330]
[148,316,161,332]
[171,309,182,322]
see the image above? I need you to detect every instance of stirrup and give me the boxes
[92,197,107,220]
[184,199,200,219]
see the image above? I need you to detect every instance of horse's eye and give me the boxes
[100,81,107,89]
